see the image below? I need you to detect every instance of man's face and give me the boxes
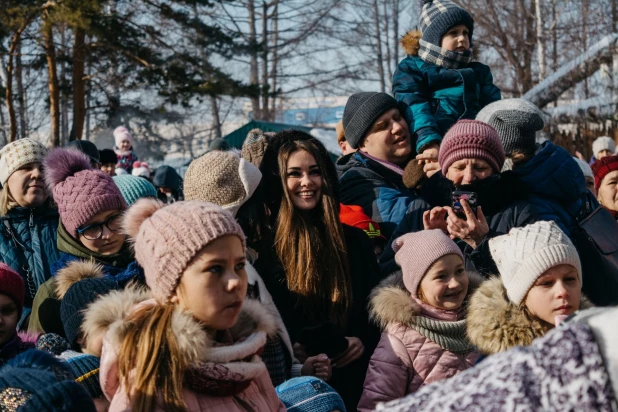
[359,108,412,166]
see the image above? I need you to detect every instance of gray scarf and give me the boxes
[418,39,473,70]
[410,316,474,353]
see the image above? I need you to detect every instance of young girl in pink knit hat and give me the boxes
[113,126,138,174]
[97,199,285,411]
[358,229,480,411]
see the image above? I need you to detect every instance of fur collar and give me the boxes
[400,29,480,60]
[467,277,592,355]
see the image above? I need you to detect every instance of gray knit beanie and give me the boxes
[343,92,400,149]
[420,0,474,47]
[476,98,545,156]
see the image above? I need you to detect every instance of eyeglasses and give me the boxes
[77,214,123,240]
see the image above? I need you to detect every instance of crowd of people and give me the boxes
[1,0,618,411]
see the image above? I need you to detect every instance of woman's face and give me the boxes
[445,158,494,186]
[524,264,581,326]
[0,294,19,347]
[172,235,247,330]
[77,209,126,255]
[598,170,618,211]
[6,162,48,208]
[285,150,323,211]
[418,254,468,310]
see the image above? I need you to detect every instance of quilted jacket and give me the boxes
[393,30,501,152]
[358,274,479,411]
[0,205,60,308]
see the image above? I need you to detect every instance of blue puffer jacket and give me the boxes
[512,141,599,237]
[337,151,416,240]
[0,206,60,308]
[393,31,501,152]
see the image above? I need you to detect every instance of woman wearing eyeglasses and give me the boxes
[27,148,143,343]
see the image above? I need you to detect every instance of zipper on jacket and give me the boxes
[29,208,34,228]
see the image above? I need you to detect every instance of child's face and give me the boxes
[77,209,126,255]
[441,24,470,52]
[100,163,116,177]
[418,254,468,310]
[524,264,581,325]
[172,235,248,330]
[118,140,131,151]
[0,294,19,347]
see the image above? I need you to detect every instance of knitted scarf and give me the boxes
[418,39,473,70]
[410,316,473,353]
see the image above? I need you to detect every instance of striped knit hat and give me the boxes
[419,0,474,47]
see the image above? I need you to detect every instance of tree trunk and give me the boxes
[15,42,27,139]
[4,21,31,142]
[551,0,558,106]
[269,0,279,119]
[71,27,87,141]
[535,0,546,81]
[582,0,589,98]
[43,18,60,147]
[383,0,393,89]
[392,0,399,70]
[261,1,269,121]
[210,95,222,138]
[373,0,385,93]
[60,28,69,145]
[248,0,261,120]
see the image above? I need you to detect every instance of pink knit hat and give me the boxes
[393,230,464,296]
[123,198,246,302]
[44,148,127,237]
[113,126,133,147]
[439,120,505,175]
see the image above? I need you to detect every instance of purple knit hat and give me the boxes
[439,120,506,175]
[44,148,126,237]
[123,199,246,302]
[393,230,464,296]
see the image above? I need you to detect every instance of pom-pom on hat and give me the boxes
[591,154,618,190]
[44,148,126,238]
[184,150,262,217]
[0,263,25,316]
[419,0,474,47]
[131,161,150,178]
[393,229,464,296]
[438,120,505,175]
[0,138,47,186]
[123,199,246,302]
[65,140,100,165]
[113,126,133,147]
[489,221,581,306]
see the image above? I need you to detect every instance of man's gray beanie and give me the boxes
[343,92,399,149]
[476,99,545,156]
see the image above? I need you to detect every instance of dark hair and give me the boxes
[236,182,272,253]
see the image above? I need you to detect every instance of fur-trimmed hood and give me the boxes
[55,259,104,299]
[400,29,480,59]
[467,277,592,355]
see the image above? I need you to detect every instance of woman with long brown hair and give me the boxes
[259,130,381,409]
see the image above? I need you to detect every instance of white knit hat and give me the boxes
[489,221,582,306]
[0,139,48,185]
[573,157,593,179]
[592,136,615,158]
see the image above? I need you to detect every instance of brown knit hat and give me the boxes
[241,128,272,168]
[123,199,246,302]
[184,150,262,217]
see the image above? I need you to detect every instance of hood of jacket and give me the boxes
[100,287,278,395]
[513,141,587,204]
[400,29,480,60]
[467,277,592,355]
[419,171,530,217]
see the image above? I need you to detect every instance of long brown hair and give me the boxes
[274,139,352,325]
[117,303,188,412]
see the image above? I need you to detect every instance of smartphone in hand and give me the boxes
[451,190,478,220]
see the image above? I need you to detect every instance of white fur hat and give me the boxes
[592,136,615,158]
[489,221,582,305]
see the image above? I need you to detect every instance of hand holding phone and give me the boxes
[451,190,478,220]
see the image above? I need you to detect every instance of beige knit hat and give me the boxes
[489,221,582,306]
[0,139,48,185]
[184,150,262,217]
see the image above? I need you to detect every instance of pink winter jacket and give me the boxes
[95,288,286,412]
[357,285,480,411]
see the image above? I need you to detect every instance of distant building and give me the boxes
[244,96,347,128]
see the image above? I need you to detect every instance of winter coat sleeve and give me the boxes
[357,332,411,412]
[393,62,442,152]
[479,68,501,108]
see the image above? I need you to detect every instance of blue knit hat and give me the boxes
[419,0,474,47]
[60,351,102,399]
[113,174,158,206]
[0,350,96,411]
[276,377,346,412]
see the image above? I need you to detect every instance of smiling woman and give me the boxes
[0,139,61,324]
